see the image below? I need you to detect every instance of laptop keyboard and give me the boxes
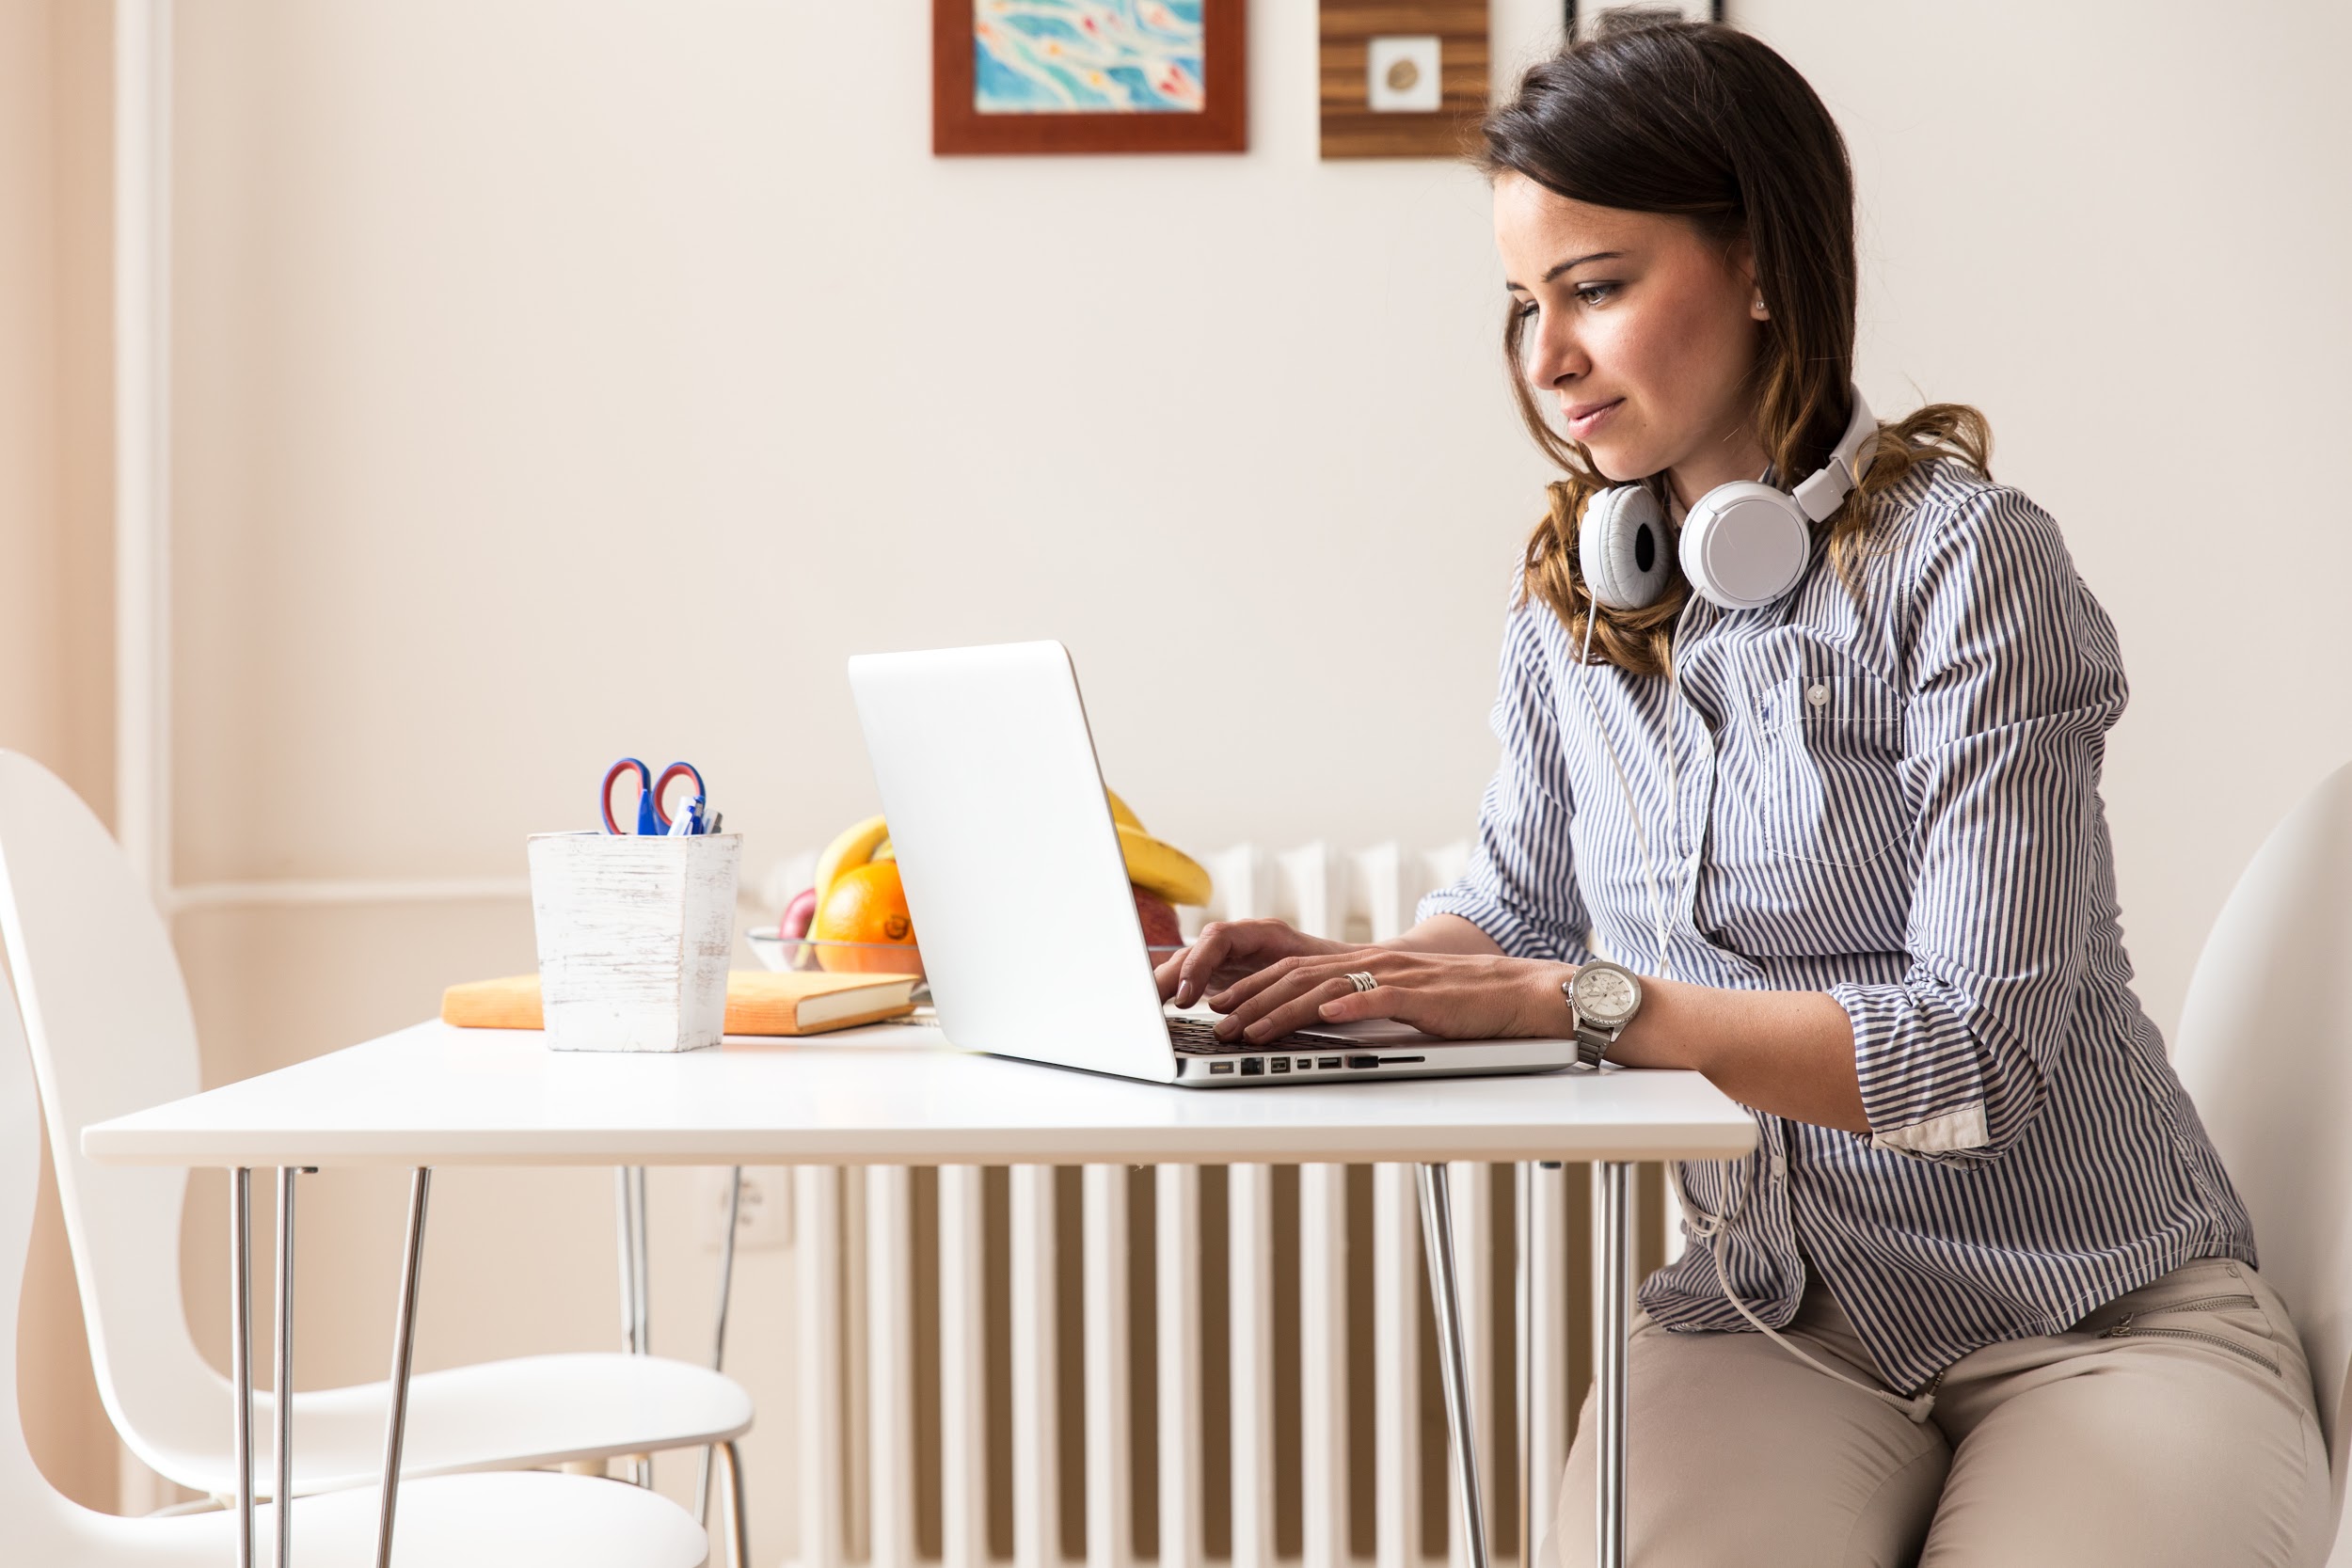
[1167,1015,1308,1054]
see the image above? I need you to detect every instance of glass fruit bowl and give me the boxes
[745,930,925,979]
[745,928,1187,1005]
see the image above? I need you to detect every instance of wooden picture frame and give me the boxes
[1318,2,1488,161]
[933,0,1248,156]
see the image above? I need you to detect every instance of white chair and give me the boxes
[0,752,751,1562]
[2,941,713,1565]
[2171,758,2352,1563]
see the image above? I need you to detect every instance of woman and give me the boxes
[1156,18,2328,1566]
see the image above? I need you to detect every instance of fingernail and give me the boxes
[1244,1024,1264,1041]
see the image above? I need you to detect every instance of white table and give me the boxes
[87,1021,1756,1568]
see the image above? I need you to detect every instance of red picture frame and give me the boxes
[932,0,1248,156]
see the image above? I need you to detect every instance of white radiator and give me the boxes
[764,842,1677,1568]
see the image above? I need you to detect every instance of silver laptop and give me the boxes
[847,640,1579,1088]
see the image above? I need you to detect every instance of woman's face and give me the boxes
[1492,173,1765,500]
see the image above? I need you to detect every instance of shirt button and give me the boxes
[1806,682,1830,708]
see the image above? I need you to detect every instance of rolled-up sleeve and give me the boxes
[1416,600,1597,964]
[1836,488,2128,1166]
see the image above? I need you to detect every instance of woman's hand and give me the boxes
[1203,946,1573,1044]
[1156,919,1356,1010]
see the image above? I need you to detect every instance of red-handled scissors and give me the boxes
[599,758,708,835]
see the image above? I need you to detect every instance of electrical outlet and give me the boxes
[699,1166,791,1251]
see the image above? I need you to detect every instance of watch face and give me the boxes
[1574,965,1639,1024]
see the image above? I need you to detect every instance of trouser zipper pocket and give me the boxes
[2099,1294,2279,1374]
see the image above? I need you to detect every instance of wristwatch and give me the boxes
[1563,960,1645,1069]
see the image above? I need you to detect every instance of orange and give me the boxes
[810,860,924,975]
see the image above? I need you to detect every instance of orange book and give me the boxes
[441,970,919,1037]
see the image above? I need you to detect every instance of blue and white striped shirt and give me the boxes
[1419,456,2255,1395]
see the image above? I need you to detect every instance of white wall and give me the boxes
[22,0,2348,1539]
[1750,0,2352,1037]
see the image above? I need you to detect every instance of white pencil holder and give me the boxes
[527,831,741,1053]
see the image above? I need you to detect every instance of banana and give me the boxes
[813,814,890,906]
[1117,824,1213,908]
[814,791,1209,910]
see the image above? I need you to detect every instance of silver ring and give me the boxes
[1344,971,1378,993]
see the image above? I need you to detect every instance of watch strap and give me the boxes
[1562,977,1620,1069]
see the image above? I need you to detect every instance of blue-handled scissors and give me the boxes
[600,758,708,836]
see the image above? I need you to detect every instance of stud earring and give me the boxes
[1751,296,1770,320]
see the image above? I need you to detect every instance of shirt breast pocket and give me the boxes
[1747,671,1911,868]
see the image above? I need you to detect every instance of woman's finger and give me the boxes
[1153,945,1191,1001]
[1170,923,1248,1006]
[1214,961,1329,1037]
[1222,958,1378,1037]
[1211,943,1386,1014]
[1208,950,1329,1014]
[1237,975,1363,1043]
[1313,984,1416,1026]
[1174,920,1323,1007]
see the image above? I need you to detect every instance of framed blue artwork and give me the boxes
[933,0,1248,154]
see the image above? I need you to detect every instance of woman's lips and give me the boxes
[1565,398,1623,440]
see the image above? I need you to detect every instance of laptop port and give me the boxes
[1209,1062,1234,1075]
[1240,1057,1265,1076]
[1318,1057,1341,1069]
[1346,1055,1380,1069]
[1270,1057,1291,1074]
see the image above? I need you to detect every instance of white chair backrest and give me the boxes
[2,951,94,1548]
[2172,759,2352,1513]
[0,752,223,1473]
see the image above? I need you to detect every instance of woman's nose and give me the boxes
[1527,315,1585,389]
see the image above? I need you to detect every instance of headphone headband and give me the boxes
[1788,388,1878,524]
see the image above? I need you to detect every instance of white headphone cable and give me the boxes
[1665,1162,1936,1422]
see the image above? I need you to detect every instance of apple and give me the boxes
[780,886,818,941]
[1134,884,1184,951]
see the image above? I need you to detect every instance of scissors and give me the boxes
[599,757,710,836]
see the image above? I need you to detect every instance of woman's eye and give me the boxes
[1574,282,1618,307]
[1514,299,1540,322]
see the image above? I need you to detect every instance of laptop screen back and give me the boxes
[846,641,1179,1083]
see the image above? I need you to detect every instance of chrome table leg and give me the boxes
[374,1167,431,1568]
[274,1166,308,1566]
[1420,1162,1490,1568]
[231,1167,255,1568]
[1517,1163,1532,1568]
[1597,1162,1630,1568]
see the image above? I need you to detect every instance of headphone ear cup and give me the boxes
[1578,485,1671,611]
[1678,483,1812,610]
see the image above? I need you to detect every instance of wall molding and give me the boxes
[169,877,534,913]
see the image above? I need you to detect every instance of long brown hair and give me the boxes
[1479,15,1987,674]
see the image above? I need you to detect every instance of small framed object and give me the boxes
[1565,0,1722,36]
[934,0,1248,156]
[1319,2,1488,160]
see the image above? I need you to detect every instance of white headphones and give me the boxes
[1577,387,1879,613]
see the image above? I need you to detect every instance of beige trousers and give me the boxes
[1553,1256,2331,1568]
